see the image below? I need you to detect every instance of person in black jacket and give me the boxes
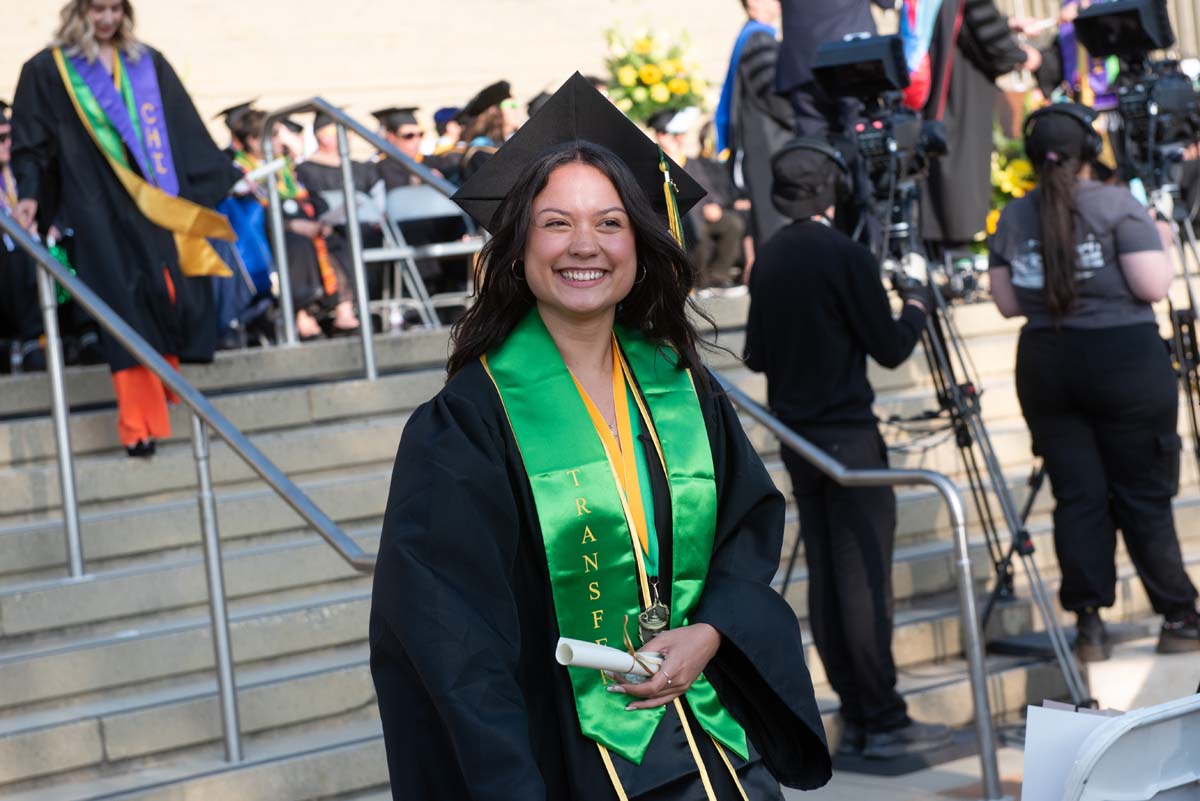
[746,139,954,760]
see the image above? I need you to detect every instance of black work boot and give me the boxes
[1157,609,1200,654]
[1074,607,1111,663]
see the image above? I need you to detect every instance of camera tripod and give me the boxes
[878,176,1093,707]
[1153,182,1200,484]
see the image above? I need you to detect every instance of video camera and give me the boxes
[811,34,948,201]
[811,35,964,295]
[1075,0,1200,192]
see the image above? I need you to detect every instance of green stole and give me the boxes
[482,308,747,764]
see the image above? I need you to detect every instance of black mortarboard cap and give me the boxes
[313,110,338,132]
[372,106,419,130]
[214,100,257,130]
[451,72,705,234]
[526,91,552,118]
[281,117,303,134]
[461,80,512,119]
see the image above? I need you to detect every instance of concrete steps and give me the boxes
[0,295,1194,798]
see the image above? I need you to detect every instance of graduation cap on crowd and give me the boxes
[433,106,460,134]
[451,72,705,236]
[280,117,304,134]
[460,80,512,119]
[313,110,339,132]
[526,91,552,118]
[214,99,257,131]
[372,106,419,132]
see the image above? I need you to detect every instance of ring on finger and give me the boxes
[663,670,673,687]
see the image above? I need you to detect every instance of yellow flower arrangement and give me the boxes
[639,64,664,86]
[980,127,1037,245]
[604,26,708,124]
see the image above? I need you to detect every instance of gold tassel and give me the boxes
[659,148,685,248]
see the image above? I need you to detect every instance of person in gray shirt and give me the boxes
[989,104,1199,660]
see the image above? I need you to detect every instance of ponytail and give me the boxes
[1037,157,1080,320]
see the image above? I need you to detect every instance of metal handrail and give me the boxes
[0,212,376,763]
[260,98,459,362]
[713,373,1004,801]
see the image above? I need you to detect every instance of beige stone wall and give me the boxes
[1,0,747,147]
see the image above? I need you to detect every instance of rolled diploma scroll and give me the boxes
[556,638,663,680]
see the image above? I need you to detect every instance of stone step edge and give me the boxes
[0,646,369,740]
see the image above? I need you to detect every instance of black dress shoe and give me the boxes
[1075,607,1111,662]
[862,721,953,760]
[1157,609,1200,654]
[835,722,865,756]
[125,439,157,458]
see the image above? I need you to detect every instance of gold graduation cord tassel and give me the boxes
[658,147,685,248]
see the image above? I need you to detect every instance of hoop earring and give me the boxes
[511,260,525,281]
[634,263,647,285]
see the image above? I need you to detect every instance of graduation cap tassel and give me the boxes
[658,148,686,248]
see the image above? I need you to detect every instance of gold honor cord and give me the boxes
[52,48,235,278]
[581,346,750,801]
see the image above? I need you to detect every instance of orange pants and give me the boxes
[112,268,181,447]
[112,356,181,446]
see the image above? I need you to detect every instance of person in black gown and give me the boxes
[369,73,830,801]
[11,0,240,456]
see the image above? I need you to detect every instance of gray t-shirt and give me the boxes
[988,180,1162,330]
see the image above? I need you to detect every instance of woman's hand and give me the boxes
[608,623,721,711]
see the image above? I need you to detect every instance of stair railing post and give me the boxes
[191,413,243,762]
[262,131,298,346]
[37,262,84,578]
[336,121,378,380]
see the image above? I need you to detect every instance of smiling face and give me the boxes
[88,0,125,44]
[523,162,637,327]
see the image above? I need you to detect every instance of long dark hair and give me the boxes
[447,142,711,382]
[1035,156,1081,319]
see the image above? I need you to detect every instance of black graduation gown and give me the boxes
[369,359,831,800]
[295,159,384,298]
[10,46,241,370]
[729,29,794,247]
[919,0,1025,245]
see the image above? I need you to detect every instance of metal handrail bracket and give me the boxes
[713,372,1005,801]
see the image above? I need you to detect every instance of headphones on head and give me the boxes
[1022,103,1103,162]
[770,138,853,202]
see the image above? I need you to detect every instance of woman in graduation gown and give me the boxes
[11,0,240,456]
[369,73,831,800]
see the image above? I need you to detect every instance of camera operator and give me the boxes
[989,105,1200,661]
[745,139,952,759]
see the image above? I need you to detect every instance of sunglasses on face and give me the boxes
[499,99,519,110]
[398,130,423,140]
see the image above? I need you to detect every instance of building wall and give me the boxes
[1,0,746,144]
